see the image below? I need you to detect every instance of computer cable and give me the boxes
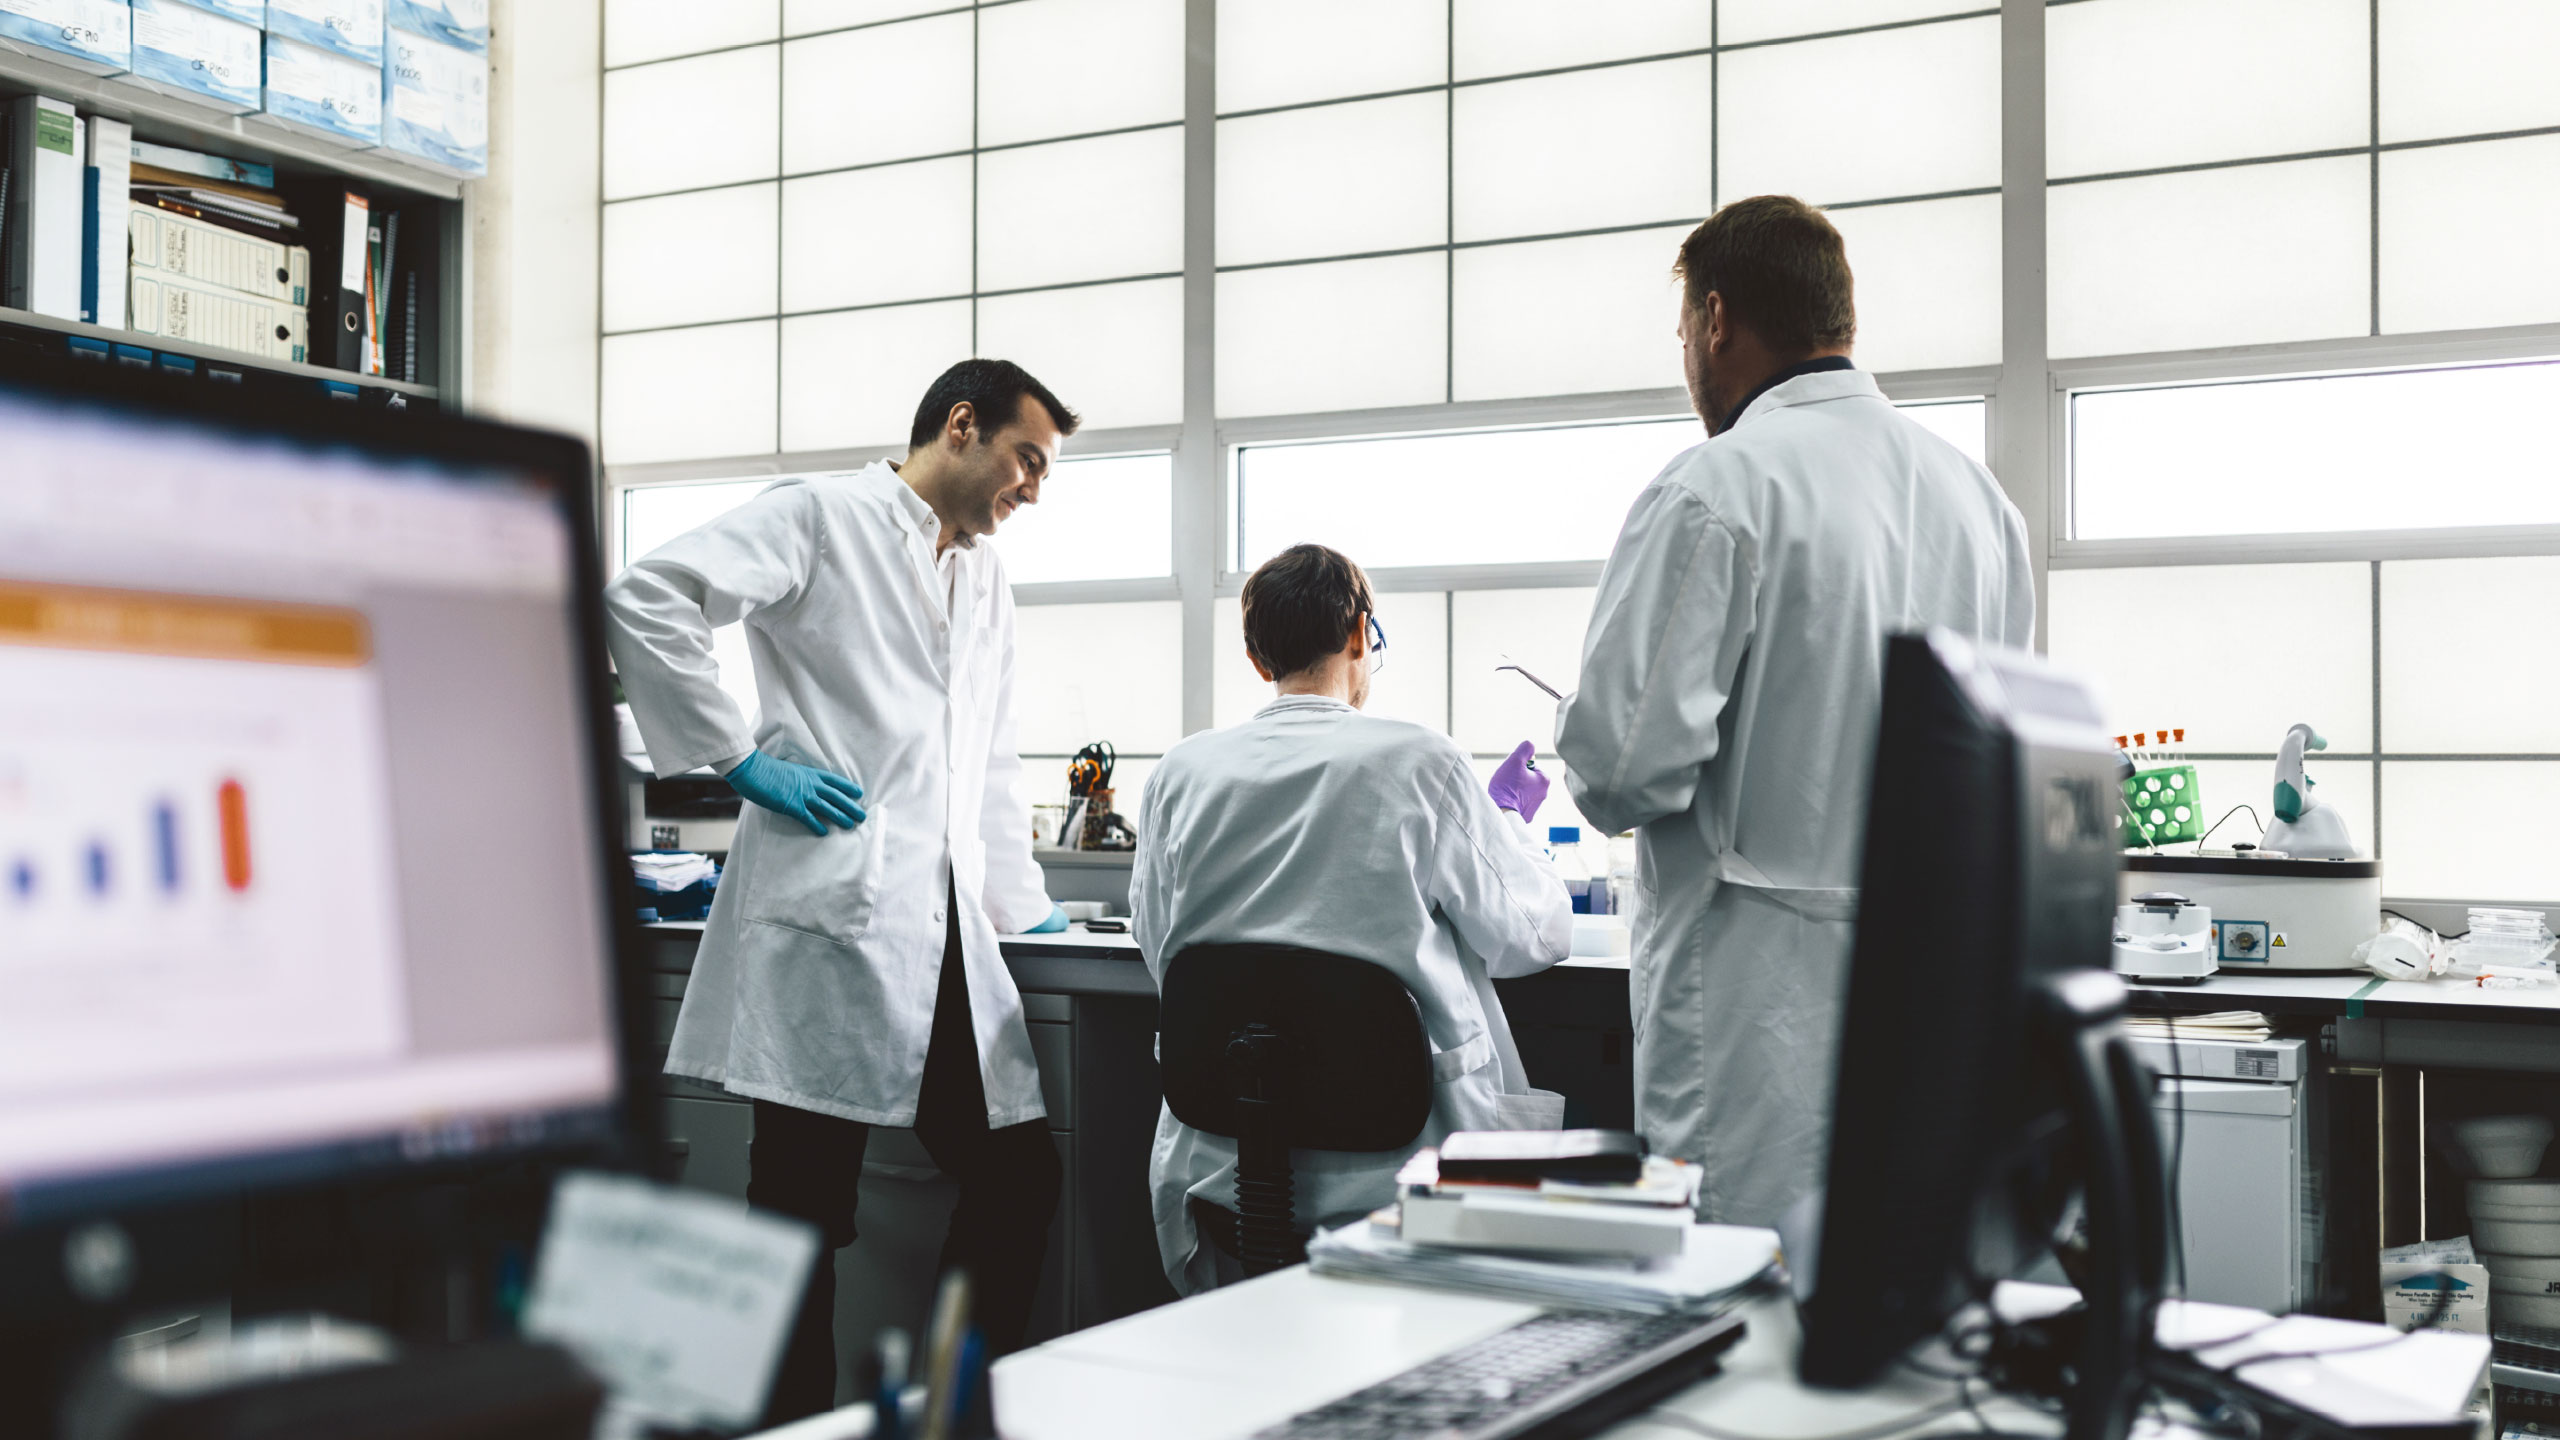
[2193,805,2265,851]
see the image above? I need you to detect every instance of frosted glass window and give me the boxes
[602,321,780,465]
[977,129,1185,291]
[978,0,1185,147]
[1216,0,1444,113]
[782,158,974,312]
[603,185,779,333]
[1211,590,1450,734]
[2179,759,2373,854]
[606,0,778,69]
[977,278,1185,429]
[1448,588,1597,756]
[2380,137,2560,336]
[778,301,973,453]
[1451,228,1688,403]
[998,453,1175,584]
[2381,558,2560,753]
[1217,95,1446,267]
[1826,194,2000,374]
[782,15,974,174]
[2379,0,2560,144]
[1718,18,1998,205]
[1216,254,1447,418]
[1452,0,1712,81]
[1899,399,1986,466]
[1235,420,1701,570]
[1718,0,1983,45]
[604,48,781,201]
[2046,564,2374,754]
[2046,0,2367,179]
[786,0,955,37]
[1010,601,1185,752]
[2048,158,2368,358]
[1452,58,1711,243]
[2383,764,2560,900]
[622,478,771,569]
[2070,362,2560,539]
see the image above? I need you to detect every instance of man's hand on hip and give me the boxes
[728,751,868,836]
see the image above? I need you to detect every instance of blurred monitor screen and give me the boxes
[0,385,622,1222]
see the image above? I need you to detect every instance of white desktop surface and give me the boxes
[988,1267,2047,1440]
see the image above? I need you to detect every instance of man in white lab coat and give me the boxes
[1557,196,2035,1229]
[1131,543,1575,1295]
[604,359,1078,1421]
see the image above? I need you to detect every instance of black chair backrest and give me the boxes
[1158,943,1435,1153]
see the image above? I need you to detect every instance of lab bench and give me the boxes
[2125,969,2560,1320]
[638,919,1637,1402]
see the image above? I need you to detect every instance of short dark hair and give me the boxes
[1241,543,1374,682]
[908,358,1081,453]
[1673,195,1856,356]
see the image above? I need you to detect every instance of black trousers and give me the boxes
[747,900,1064,1425]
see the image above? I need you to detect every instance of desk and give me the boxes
[989,1269,2046,1440]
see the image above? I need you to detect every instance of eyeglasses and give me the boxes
[1365,611,1387,675]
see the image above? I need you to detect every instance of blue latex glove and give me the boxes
[1026,903,1071,934]
[727,750,867,837]
[1487,741,1551,824]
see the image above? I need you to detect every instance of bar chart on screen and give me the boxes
[0,581,413,1131]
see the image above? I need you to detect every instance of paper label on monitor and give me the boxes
[523,1172,819,1431]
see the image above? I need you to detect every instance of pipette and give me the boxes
[1495,654,1562,700]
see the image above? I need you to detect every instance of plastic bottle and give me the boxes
[1607,833,1639,932]
[1548,825,1592,913]
[1577,832,1615,914]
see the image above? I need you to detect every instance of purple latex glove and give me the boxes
[1487,741,1551,823]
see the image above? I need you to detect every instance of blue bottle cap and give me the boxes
[1548,826,1581,843]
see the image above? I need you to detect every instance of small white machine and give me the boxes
[2119,853,2382,972]
[2113,891,2217,983]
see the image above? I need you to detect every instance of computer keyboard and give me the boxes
[1253,1307,1747,1440]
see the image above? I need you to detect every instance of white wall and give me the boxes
[469,0,601,442]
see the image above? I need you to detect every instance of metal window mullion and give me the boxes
[1175,0,1219,736]
[1996,0,2053,651]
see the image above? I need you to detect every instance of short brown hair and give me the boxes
[1673,195,1856,356]
[1241,543,1374,681]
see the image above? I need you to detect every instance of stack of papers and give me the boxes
[2124,1010,2271,1043]
[1308,1218,1781,1315]
[632,852,718,893]
[1394,1149,1705,1259]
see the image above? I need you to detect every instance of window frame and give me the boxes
[597,0,2560,905]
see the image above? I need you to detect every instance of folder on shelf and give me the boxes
[7,96,86,321]
[296,186,372,371]
[130,141,275,191]
[129,202,311,308]
[129,271,311,364]
[83,116,130,327]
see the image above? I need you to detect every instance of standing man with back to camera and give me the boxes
[604,359,1081,1422]
[1557,196,2035,1230]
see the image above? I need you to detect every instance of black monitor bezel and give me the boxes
[0,354,657,1300]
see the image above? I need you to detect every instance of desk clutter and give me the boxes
[1304,1130,1782,1315]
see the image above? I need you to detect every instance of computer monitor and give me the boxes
[1799,631,2155,1440]
[0,363,646,1317]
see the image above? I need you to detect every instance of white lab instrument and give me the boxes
[2118,853,2383,973]
[2129,1034,2313,1313]
[1556,366,2034,1228]
[2259,723,2359,860]
[605,465,1059,1130]
[2449,907,2556,977]
[2112,891,2216,983]
[1129,694,1573,1296]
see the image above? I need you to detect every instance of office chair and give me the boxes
[1158,944,1436,1276]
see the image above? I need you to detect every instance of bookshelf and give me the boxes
[0,42,467,403]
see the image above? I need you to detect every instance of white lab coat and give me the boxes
[603,463,1055,1129]
[1556,368,2034,1228]
[1130,696,1575,1295]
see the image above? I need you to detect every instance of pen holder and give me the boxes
[2120,766,2202,847]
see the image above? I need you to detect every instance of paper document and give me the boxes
[524,1172,820,1432]
[1310,1217,1780,1314]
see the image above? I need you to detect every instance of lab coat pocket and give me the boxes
[1490,1088,1567,1132]
[739,803,886,948]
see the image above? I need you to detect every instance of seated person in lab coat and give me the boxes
[1130,543,1576,1294]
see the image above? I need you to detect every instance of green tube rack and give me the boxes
[2119,765,2203,847]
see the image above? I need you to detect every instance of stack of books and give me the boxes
[125,142,311,364]
[1304,1130,1784,1314]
